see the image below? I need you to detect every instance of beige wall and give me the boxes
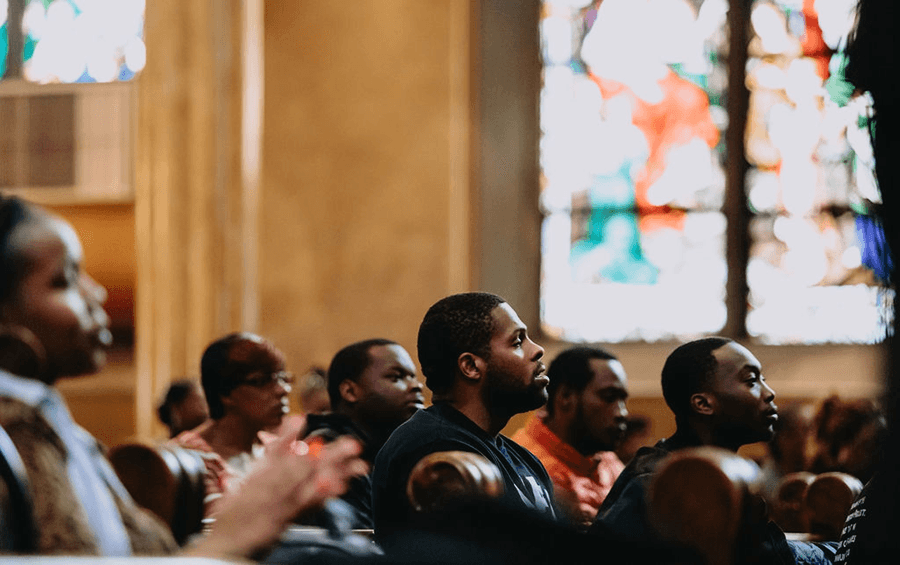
[260,0,473,375]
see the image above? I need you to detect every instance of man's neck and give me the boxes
[670,425,742,453]
[543,414,579,452]
[439,398,510,437]
[339,410,390,456]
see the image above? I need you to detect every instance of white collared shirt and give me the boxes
[0,369,133,556]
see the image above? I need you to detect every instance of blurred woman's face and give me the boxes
[1,213,111,382]
[224,368,293,432]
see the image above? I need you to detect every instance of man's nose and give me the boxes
[762,379,776,403]
[407,376,423,392]
[530,338,544,361]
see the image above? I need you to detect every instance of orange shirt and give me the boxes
[512,414,624,527]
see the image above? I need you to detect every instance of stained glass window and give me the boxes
[1,0,145,83]
[540,0,892,344]
[1,0,9,77]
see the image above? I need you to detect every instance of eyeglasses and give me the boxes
[240,371,295,388]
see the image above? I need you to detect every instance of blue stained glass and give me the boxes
[856,215,893,284]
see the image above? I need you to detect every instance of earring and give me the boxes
[0,324,47,379]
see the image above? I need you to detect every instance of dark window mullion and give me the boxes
[724,0,752,339]
[3,0,25,80]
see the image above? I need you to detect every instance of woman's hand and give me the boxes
[183,416,367,559]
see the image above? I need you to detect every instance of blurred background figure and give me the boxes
[156,379,210,439]
[512,346,629,528]
[757,400,817,505]
[808,395,886,483]
[296,366,331,416]
[173,332,294,515]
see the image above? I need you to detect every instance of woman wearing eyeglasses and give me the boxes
[173,332,300,517]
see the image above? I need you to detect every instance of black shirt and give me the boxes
[371,403,556,539]
[303,413,375,529]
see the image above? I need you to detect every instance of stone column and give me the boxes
[134,0,263,439]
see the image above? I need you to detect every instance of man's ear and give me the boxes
[555,384,577,414]
[339,379,359,404]
[221,391,237,411]
[458,352,484,383]
[690,392,715,416]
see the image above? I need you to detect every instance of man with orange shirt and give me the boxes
[513,346,629,528]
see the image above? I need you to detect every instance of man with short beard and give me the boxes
[591,337,835,564]
[513,346,629,528]
[371,293,556,541]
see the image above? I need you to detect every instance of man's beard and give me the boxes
[573,404,616,454]
[483,367,548,416]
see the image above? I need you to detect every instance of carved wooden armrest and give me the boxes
[406,451,504,513]
[108,442,207,545]
[804,471,863,541]
[648,446,763,565]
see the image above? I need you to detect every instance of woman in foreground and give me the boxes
[0,194,365,558]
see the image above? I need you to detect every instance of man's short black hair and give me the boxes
[200,332,285,419]
[545,346,617,417]
[327,338,398,408]
[417,292,505,395]
[661,336,733,425]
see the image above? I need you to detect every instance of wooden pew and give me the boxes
[772,470,863,541]
[647,446,765,565]
[802,472,863,541]
[107,442,207,546]
[772,471,816,534]
[406,450,504,513]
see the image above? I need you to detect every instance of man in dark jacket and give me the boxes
[371,293,557,544]
[591,337,835,564]
[304,338,424,528]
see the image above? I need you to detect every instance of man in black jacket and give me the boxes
[591,336,835,564]
[371,293,557,543]
[305,338,425,528]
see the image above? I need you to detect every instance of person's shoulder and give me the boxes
[383,405,469,444]
[0,397,60,451]
[374,407,495,484]
[171,429,212,453]
[627,442,672,477]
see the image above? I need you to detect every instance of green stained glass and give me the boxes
[23,34,35,63]
[1,23,7,77]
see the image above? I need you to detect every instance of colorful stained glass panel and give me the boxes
[17,0,145,84]
[540,0,730,342]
